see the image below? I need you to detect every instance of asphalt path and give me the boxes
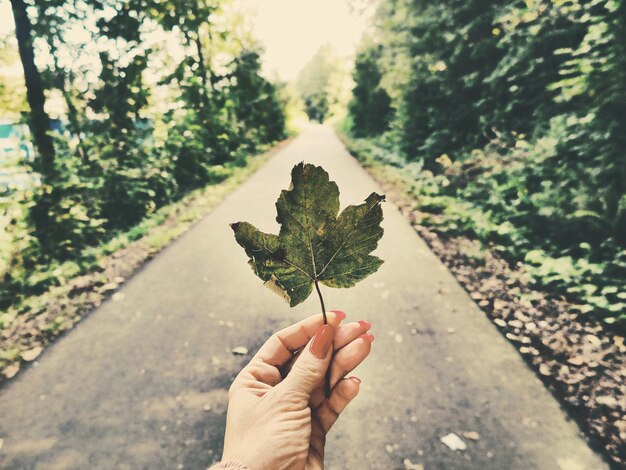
[0,126,608,469]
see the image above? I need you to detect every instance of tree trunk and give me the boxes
[10,0,55,176]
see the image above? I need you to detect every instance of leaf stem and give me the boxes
[314,278,327,324]
[314,278,331,398]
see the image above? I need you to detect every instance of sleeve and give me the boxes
[207,461,249,470]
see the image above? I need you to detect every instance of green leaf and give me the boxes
[231,162,385,306]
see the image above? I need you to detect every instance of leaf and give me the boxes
[231,162,385,306]
[440,433,467,451]
[20,346,42,362]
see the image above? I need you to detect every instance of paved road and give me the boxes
[0,126,607,470]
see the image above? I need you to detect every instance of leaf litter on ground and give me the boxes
[369,168,626,466]
[441,433,467,451]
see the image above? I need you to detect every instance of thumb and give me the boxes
[280,324,334,397]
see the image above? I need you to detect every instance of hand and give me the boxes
[221,311,373,470]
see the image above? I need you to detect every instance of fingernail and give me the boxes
[330,310,346,321]
[358,320,371,331]
[350,377,361,384]
[360,333,375,343]
[310,325,334,359]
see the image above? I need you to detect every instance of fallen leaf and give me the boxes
[493,299,507,311]
[584,334,601,347]
[567,356,584,366]
[4,364,19,378]
[441,433,467,451]
[101,282,118,292]
[563,373,585,385]
[403,458,424,470]
[463,431,480,441]
[20,346,43,362]
[112,292,125,301]
[596,396,618,407]
[506,333,522,342]
[231,346,248,356]
[539,364,551,376]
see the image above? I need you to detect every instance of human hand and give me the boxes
[219,311,373,470]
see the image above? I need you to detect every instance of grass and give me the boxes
[338,131,625,333]
[0,138,291,378]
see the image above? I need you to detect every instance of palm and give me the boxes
[306,414,327,470]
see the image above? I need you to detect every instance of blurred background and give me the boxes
[0,0,367,314]
[1,0,624,329]
[0,0,625,466]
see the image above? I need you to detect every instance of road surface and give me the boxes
[0,126,608,469]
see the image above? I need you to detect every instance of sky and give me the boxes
[233,0,372,81]
[0,1,12,35]
[0,0,373,82]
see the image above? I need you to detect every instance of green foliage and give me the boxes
[347,135,626,331]
[296,44,350,123]
[0,35,26,115]
[232,163,385,307]
[229,50,287,148]
[349,41,392,137]
[1,0,288,315]
[28,139,106,259]
[346,0,626,331]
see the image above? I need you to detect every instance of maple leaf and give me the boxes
[231,162,385,312]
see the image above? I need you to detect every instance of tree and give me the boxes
[296,44,347,122]
[229,50,286,148]
[9,0,55,175]
[10,0,59,253]
[2,0,288,307]
[348,41,392,137]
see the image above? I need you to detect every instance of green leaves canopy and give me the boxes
[231,162,385,306]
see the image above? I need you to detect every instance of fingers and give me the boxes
[315,377,361,434]
[254,311,346,368]
[248,360,282,386]
[334,320,371,350]
[310,333,372,408]
[278,323,335,397]
[281,320,372,378]
[329,333,373,386]
[235,312,371,397]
